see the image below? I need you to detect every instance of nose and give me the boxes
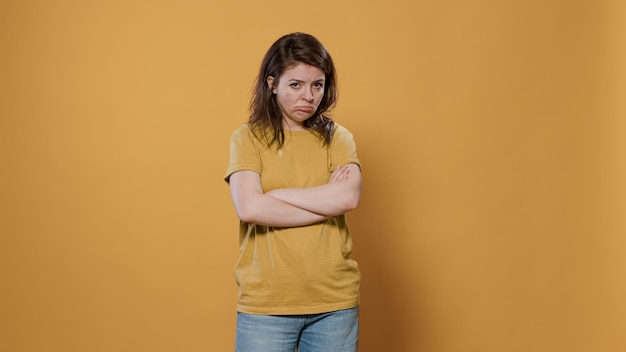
[303,87,314,102]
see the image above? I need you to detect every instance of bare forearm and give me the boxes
[267,163,361,216]
[267,181,360,217]
[235,192,327,227]
[229,170,327,227]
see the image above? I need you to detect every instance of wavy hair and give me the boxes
[248,32,337,148]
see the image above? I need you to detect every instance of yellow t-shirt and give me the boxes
[224,123,361,315]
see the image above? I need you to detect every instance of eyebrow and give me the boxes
[287,78,326,82]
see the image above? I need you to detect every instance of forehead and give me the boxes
[281,63,325,80]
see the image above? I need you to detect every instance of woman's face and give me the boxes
[267,63,325,130]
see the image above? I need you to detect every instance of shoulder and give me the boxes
[230,123,253,138]
[331,123,356,143]
[230,124,265,145]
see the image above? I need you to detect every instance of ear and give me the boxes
[266,76,277,94]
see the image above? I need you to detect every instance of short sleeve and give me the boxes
[224,124,262,182]
[329,124,361,171]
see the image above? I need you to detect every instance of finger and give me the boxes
[329,166,341,183]
[329,165,347,183]
[332,165,350,182]
[338,167,348,181]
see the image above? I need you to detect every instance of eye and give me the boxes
[290,82,300,88]
[314,82,325,89]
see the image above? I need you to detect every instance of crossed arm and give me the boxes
[228,163,361,227]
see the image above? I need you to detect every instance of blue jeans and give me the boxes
[235,307,359,352]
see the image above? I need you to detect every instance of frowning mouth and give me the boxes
[296,106,314,113]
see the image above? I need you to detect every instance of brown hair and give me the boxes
[248,32,337,148]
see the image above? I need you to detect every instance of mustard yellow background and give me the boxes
[2,0,624,351]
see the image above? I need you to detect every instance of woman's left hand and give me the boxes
[329,165,350,183]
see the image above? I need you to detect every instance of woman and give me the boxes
[225,32,362,352]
